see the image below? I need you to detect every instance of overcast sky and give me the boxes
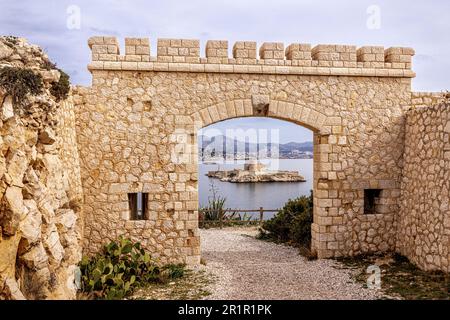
[1,0,449,142]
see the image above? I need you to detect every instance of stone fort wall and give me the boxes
[75,36,417,265]
[1,35,448,301]
[397,92,449,272]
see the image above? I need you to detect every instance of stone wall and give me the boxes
[74,35,416,265]
[0,34,448,299]
[397,92,449,272]
[0,37,83,299]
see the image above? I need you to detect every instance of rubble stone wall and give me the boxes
[397,92,449,272]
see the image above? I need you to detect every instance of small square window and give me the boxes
[128,193,148,220]
[364,189,382,215]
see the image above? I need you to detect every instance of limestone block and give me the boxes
[259,42,284,60]
[38,128,56,145]
[2,278,26,300]
[157,38,200,63]
[0,186,25,235]
[88,37,120,61]
[0,41,13,60]
[206,40,228,58]
[312,44,357,62]
[285,43,312,60]
[233,41,257,59]
[357,46,385,62]
[1,95,14,121]
[385,47,415,66]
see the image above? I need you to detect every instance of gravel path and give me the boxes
[200,227,383,300]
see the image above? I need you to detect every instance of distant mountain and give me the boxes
[278,141,313,153]
[199,135,313,156]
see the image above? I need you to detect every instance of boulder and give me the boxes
[1,96,14,121]
[38,128,56,145]
[55,209,77,230]
[0,42,13,60]
[2,277,26,300]
[0,186,25,235]
[21,243,48,270]
[44,225,65,264]
[40,70,60,83]
[6,150,29,186]
[19,200,42,245]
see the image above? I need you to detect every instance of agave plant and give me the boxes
[199,181,228,227]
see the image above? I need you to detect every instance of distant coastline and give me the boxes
[199,136,314,161]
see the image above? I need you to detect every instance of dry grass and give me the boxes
[336,253,450,300]
[130,268,214,300]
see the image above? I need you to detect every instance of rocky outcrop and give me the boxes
[206,162,306,183]
[0,37,83,299]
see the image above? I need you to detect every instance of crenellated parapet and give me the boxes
[88,36,415,77]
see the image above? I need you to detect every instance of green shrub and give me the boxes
[258,191,313,249]
[50,69,70,101]
[79,237,185,300]
[0,66,43,105]
[162,263,186,279]
[41,58,57,71]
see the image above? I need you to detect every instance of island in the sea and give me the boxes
[206,161,306,183]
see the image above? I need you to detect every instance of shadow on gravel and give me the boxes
[335,253,450,300]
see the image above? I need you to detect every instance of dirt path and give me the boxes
[200,228,383,300]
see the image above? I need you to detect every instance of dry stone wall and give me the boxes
[0,37,83,299]
[397,92,450,272]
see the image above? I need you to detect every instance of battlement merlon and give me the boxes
[87,36,415,78]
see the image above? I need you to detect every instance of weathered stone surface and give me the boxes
[38,128,56,145]
[0,41,13,60]
[2,278,26,300]
[0,186,25,235]
[1,95,14,121]
[397,95,450,272]
[0,36,83,300]
[20,200,42,245]
[21,243,49,269]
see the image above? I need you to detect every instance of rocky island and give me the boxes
[206,161,306,183]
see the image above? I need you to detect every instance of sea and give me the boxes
[198,159,313,218]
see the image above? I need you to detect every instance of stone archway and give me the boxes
[76,35,413,265]
[190,97,334,257]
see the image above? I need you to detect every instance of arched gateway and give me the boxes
[73,36,415,264]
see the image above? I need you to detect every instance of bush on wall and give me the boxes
[50,69,70,101]
[0,66,43,105]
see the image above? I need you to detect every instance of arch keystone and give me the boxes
[251,95,270,116]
